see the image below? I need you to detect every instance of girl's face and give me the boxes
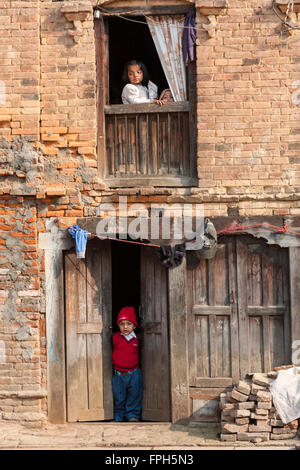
[128,64,143,85]
[164,91,173,101]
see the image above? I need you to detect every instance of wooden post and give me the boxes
[40,229,73,424]
[289,248,300,364]
[44,243,67,422]
[95,16,108,179]
[46,248,66,423]
[168,256,190,423]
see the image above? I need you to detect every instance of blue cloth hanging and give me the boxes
[68,224,88,259]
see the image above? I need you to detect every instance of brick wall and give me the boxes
[2,0,299,217]
[195,0,300,217]
[0,1,39,141]
[0,194,47,424]
[40,0,97,163]
[0,0,300,424]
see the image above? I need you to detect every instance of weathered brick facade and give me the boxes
[0,0,300,425]
[196,0,300,217]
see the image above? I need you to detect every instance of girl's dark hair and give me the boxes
[122,60,150,87]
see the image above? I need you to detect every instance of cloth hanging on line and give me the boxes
[146,15,187,101]
[68,224,88,259]
[183,7,196,66]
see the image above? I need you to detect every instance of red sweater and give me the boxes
[112,332,139,372]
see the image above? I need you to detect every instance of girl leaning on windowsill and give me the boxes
[121,59,167,106]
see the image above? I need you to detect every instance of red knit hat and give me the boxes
[117,306,137,326]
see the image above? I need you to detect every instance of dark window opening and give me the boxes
[108,16,169,104]
[111,240,141,332]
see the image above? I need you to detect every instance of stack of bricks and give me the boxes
[220,369,299,443]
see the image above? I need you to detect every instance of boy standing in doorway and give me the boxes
[112,306,143,422]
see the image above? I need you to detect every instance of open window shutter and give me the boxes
[65,240,113,422]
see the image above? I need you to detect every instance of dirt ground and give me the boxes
[0,421,299,450]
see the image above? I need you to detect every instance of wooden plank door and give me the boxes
[236,236,291,377]
[140,246,171,421]
[186,239,240,421]
[187,235,291,422]
[187,238,239,390]
[64,240,113,422]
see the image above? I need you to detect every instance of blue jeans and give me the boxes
[112,368,143,421]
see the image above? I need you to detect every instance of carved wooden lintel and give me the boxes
[274,0,300,14]
[273,1,300,39]
[61,2,92,44]
[202,14,219,37]
[195,0,227,39]
[195,0,228,16]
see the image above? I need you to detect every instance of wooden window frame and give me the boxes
[95,3,197,187]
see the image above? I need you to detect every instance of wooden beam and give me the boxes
[247,306,286,316]
[189,387,232,399]
[45,248,67,424]
[193,378,233,388]
[95,17,109,179]
[97,5,191,16]
[104,176,197,188]
[168,256,190,423]
[192,305,231,315]
[77,321,103,334]
[104,102,190,115]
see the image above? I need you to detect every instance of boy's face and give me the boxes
[128,64,143,85]
[118,320,136,336]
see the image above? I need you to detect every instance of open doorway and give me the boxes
[111,241,171,422]
[111,239,141,332]
[64,239,171,423]
[108,16,169,104]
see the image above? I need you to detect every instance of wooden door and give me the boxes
[187,238,239,390]
[236,236,291,376]
[140,246,171,421]
[187,235,291,421]
[64,240,113,422]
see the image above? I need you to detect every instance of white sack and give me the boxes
[269,367,300,424]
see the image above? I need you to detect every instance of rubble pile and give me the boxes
[219,367,299,442]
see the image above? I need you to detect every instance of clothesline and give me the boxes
[54,218,161,248]
[53,217,300,265]
[218,222,300,237]
[54,218,300,240]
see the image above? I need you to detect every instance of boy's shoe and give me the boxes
[128,417,139,422]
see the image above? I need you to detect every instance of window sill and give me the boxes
[104,102,190,115]
[105,176,198,188]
